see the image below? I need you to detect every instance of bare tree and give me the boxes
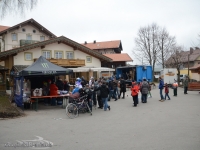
[156,28,176,68]
[133,23,160,80]
[165,45,185,85]
[0,0,38,19]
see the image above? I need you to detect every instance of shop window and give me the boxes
[42,51,51,59]
[55,51,63,59]
[86,56,92,63]
[12,33,17,41]
[66,52,74,59]
[24,52,32,61]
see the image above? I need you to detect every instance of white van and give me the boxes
[179,74,187,82]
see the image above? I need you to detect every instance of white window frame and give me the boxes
[24,52,32,61]
[42,50,51,59]
[86,56,92,63]
[40,36,45,41]
[55,51,63,59]
[26,34,32,40]
[66,51,74,59]
[12,33,17,41]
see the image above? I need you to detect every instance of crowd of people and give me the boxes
[41,75,190,111]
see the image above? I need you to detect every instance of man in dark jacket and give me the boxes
[140,78,150,103]
[56,77,64,90]
[95,81,110,111]
[119,77,126,99]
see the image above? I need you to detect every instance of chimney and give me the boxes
[84,41,87,45]
[190,47,193,54]
[94,40,96,44]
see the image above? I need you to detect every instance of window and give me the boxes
[42,51,51,59]
[55,51,63,59]
[26,34,32,40]
[86,56,92,63]
[24,52,32,61]
[66,52,74,59]
[12,33,17,41]
[40,36,45,41]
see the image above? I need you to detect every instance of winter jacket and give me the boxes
[140,81,150,94]
[56,80,64,90]
[131,82,139,96]
[50,84,58,96]
[95,84,110,98]
[159,79,164,89]
[120,79,126,92]
[165,85,169,93]
[183,79,189,87]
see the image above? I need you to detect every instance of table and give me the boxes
[30,94,69,111]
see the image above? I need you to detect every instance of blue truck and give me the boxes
[116,65,153,83]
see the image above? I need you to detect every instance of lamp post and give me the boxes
[187,54,190,78]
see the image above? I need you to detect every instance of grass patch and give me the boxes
[0,95,22,118]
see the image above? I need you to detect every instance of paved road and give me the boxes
[1,87,200,150]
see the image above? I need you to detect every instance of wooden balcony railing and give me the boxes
[34,58,85,67]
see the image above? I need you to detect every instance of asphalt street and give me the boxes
[0,87,200,150]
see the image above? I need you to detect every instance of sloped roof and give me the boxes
[189,64,200,70]
[103,53,133,62]
[0,36,112,62]
[0,25,10,32]
[0,18,56,37]
[82,40,122,50]
[166,48,200,64]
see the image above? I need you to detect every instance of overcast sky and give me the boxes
[1,0,200,65]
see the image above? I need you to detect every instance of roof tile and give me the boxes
[103,53,133,62]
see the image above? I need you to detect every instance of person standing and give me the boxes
[119,77,126,99]
[131,80,139,107]
[95,81,110,111]
[140,78,150,103]
[158,77,164,101]
[50,81,58,106]
[63,79,70,91]
[96,81,103,109]
[183,77,189,94]
[173,81,178,96]
[162,83,171,102]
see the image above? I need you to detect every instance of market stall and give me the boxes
[14,56,73,108]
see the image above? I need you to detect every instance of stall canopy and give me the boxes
[19,56,73,76]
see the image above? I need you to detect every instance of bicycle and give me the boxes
[66,95,92,119]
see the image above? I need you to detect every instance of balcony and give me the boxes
[20,40,40,46]
[34,58,85,67]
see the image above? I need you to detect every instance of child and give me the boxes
[147,81,152,98]
[131,80,139,107]
[162,83,170,102]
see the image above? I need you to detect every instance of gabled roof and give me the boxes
[189,64,200,70]
[0,18,56,38]
[0,36,112,62]
[82,40,122,50]
[103,53,133,62]
[166,48,200,64]
[0,25,10,32]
